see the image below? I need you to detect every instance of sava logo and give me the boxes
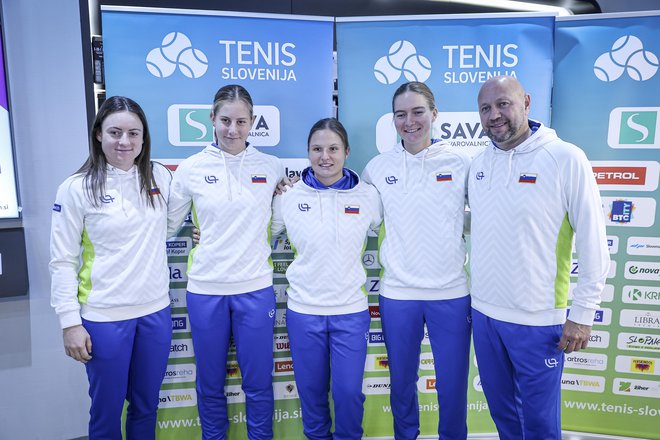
[608,107,660,149]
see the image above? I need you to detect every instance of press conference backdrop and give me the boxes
[335,13,557,436]
[102,6,333,439]
[102,6,659,439]
[552,12,660,439]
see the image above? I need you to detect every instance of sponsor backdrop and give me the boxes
[552,11,660,440]
[336,13,555,436]
[102,6,660,439]
[336,13,555,173]
[102,6,333,439]
[102,6,334,161]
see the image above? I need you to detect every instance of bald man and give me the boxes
[467,76,610,439]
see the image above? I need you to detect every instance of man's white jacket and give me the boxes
[468,121,610,326]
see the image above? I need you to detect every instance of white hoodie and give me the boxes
[167,145,284,295]
[271,168,382,315]
[50,163,172,329]
[362,140,471,300]
[468,121,609,326]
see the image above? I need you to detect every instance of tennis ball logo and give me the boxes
[146,32,208,79]
[594,35,658,82]
[374,40,432,85]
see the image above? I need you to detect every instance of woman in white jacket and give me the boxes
[271,118,382,440]
[362,82,472,440]
[167,84,284,440]
[49,96,172,440]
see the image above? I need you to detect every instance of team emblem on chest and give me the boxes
[344,205,360,215]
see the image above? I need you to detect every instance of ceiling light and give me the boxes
[438,0,573,16]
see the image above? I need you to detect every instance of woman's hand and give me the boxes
[275,176,299,195]
[63,325,93,363]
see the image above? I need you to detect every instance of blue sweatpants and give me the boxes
[286,309,371,440]
[83,306,172,440]
[379,295,471,440]
[187,287,276,440]
[472,309,564,440]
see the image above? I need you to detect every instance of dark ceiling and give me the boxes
[97,0,602,16]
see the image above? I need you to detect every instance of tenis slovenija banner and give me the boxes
[336,13,555,173]
[553,12,660,440]
[102,6,333,165]
[336,13,555,436]
[102,7,333,439]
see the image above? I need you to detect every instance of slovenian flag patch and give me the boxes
[344,205,360,214]
[149,187,161,195]
[519,173,537,184]
[436,172,452,182]
[251,174,267,184]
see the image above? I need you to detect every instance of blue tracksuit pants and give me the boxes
[379,295,471,440]
[187,287,276,440]
[286,309,371,440]
[83,306,172,440]
[472,308,564,440]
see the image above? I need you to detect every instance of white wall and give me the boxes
[0,0,91,438]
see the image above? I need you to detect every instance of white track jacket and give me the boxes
[468,122,609,326]
[271,169,382,315]
[167,145,284,295]
[362,140,471,300]
[50,163,172,329]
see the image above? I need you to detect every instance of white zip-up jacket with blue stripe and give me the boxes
[167,145,284,295]
[468,121,610,326]
[362,140,471,300]
[49,163,172,329]
[271,168,382,315]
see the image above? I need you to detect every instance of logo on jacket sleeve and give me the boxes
[344,205,360,214]
[251,174,267,184]
[476,171,485,181]
[53,204,62,212]
[99,195,115,204]
[519,173,537,184]
[298,203,311,212]
[205,175,218,184]
[436,171,452,182]
[385,176,398,185]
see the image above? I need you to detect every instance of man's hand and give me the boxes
[558,319,592,353]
